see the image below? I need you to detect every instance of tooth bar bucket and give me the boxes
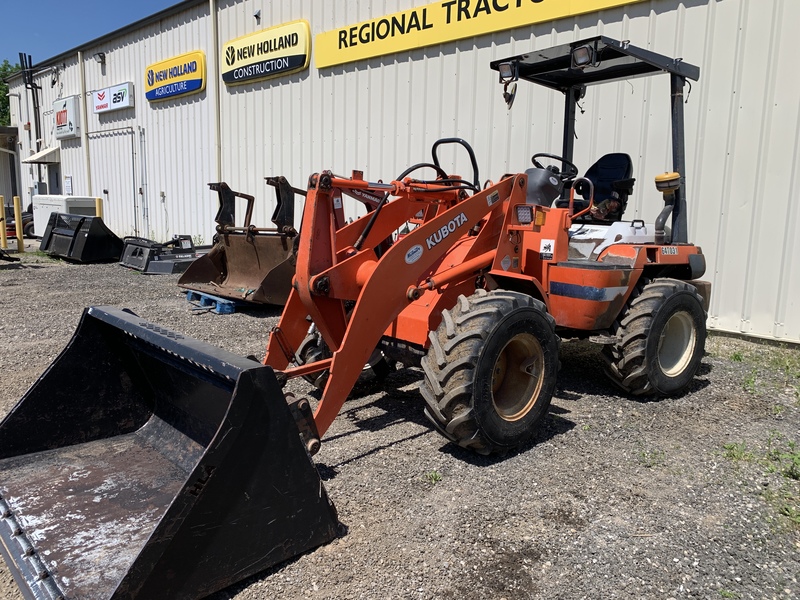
[0,306,339,600]
[178,179,298,306]
[177,234,295,305]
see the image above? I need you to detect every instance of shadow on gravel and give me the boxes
[183,302,284,319]
[234,305,284,319]
[435,410,576,467]
[555,339,714,402]
[318,430,431,476]
[0,263,49,270]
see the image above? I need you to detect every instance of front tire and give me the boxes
[603,278,707,396]
[420,290,559,455]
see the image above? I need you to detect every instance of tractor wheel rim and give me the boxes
[658,310,696,377]
[491,333,544,421]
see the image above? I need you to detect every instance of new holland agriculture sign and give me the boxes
[315,0,646,68]
[221,20,311,85]
[144,51,206,101]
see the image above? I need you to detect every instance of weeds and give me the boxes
[722,442,753,462]
[766,432,800,480]
[710,335,800,398]
[723,433,800,529]
[743,369,758,394]
[424,470,442,485]
[637,448,666,468]
[779,500,800,526]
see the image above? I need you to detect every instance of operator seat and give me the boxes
[557,153,635,222]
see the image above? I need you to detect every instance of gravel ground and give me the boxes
[0,245,798,600]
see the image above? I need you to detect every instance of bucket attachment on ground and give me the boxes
[120,235,199,274]
[39,212,124,263]
[178,178,300,306]
[0,306,339,600]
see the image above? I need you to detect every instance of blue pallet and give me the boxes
[184,290,237,314]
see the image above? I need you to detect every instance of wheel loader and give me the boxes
[0,37,709,600]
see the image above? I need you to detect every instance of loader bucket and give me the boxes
[39,213,124,263]
[0,306,339,600]
[178,233,295,305]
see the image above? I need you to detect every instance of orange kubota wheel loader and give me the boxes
[264,36,709,456]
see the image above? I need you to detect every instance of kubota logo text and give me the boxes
[426,212,468,250]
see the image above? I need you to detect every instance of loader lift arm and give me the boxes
[264,170,526,445]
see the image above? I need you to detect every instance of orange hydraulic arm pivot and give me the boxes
[264,172,526,439]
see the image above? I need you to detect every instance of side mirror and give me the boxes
[503,82,517,110]
[497,61,519,110]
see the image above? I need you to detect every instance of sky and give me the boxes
[1,0,182,67]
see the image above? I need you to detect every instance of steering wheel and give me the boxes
[531,153,579,180]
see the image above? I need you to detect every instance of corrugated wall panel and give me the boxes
[78,3,214,239]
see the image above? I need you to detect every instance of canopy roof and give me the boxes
[490,36,699,91]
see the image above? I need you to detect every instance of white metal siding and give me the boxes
[7,0,800,343]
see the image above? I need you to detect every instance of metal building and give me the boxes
[0,127,19,202]
[5,0,800,343]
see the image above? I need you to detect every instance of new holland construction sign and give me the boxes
[221,20,311,85]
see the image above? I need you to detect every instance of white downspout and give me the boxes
[78,51,92,195]
[5,93,24,197]
[209,0,221,181]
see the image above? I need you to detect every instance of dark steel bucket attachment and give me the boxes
[39,213,124,263]
[0,306,339,600]
[120,235,199,274]
[178,179,300,306]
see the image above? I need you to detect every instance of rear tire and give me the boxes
[420,290,559,455]
[23,221,35,238]
[603,278,706,396]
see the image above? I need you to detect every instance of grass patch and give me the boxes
[722,442,753,462]
[766,432,800,480]
[424,470,442,485]
[723,433,800,530]
[637,448,666,468]
[743,368,758,394]
[709,335,800,398]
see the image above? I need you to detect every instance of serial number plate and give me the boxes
[661,246,678,255]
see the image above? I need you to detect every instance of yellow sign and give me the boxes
[222,20,311,85]
[145,51,206,101]
[316,0,645,68]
